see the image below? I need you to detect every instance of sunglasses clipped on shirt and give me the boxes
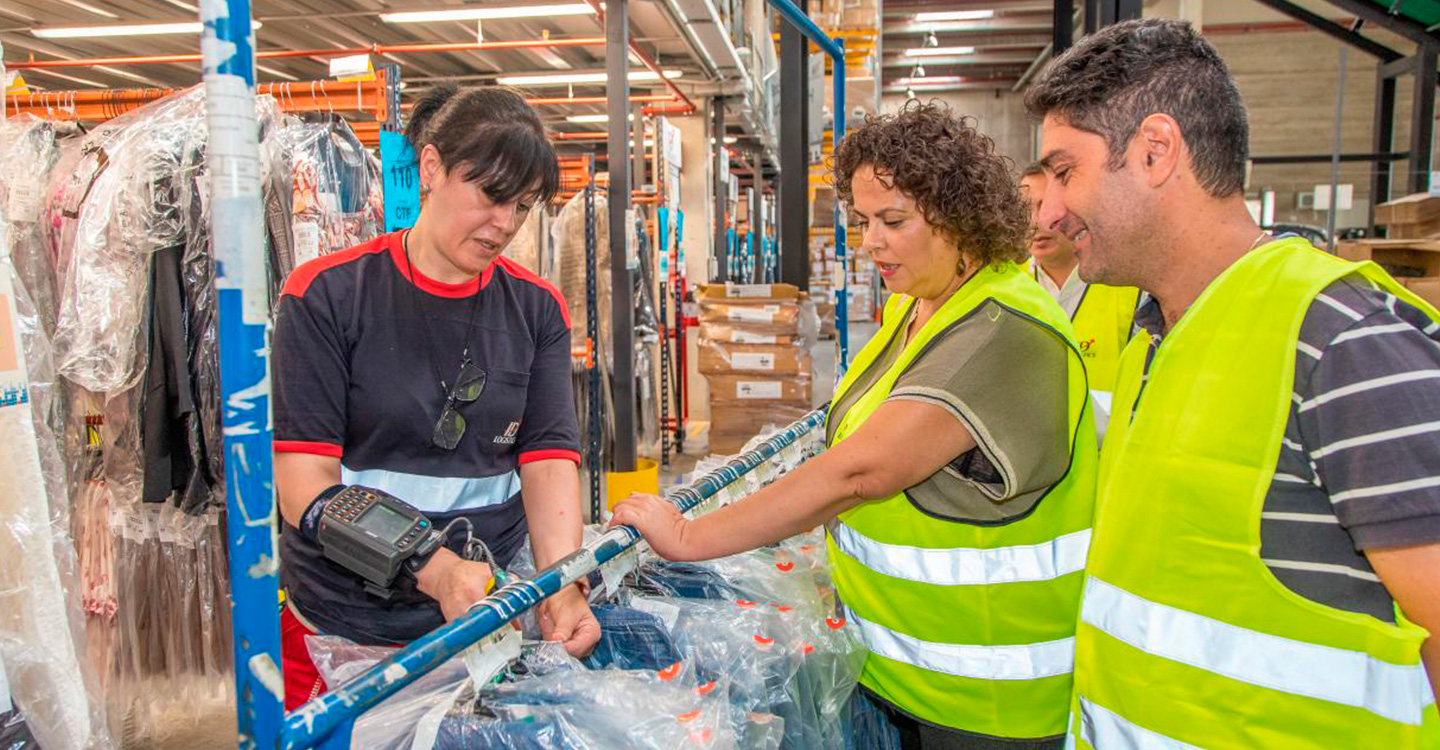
[432,359,488,450]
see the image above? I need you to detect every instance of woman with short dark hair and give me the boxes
[611,101,1099,748]
[271,84,599,710]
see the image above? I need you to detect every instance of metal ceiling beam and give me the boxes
[1318,0,1440,46]
[1251,0,1401,61]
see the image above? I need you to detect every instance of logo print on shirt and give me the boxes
[493,420,521,445]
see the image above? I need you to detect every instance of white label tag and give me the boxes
[736,381,783,400]
[726,283,771,298]
[5,179,40,220]
[600,545,640,597]
[630,597,681,631]
[293,222,322,263]
[731,330,777,344]
[733,352,775,370]
[328,53,371,79]
[463,627,521,690]
[729,305,780,323]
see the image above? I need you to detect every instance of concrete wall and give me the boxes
[1210,28,1418,230]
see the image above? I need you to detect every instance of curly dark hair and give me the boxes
[833,101,1029,268]
[1024,19,1247,198]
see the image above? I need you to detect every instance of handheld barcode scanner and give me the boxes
[319,486,442,599]
[318,485,509,599]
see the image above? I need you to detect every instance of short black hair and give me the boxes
[405,83,559,205]
[1024,18,1248,198]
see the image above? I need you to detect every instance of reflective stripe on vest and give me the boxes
[1076,697,1205,750]
[832,522,1091,586]
[848,608,1076,681]
[1082,577,1435,725]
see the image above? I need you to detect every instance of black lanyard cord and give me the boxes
[402,230,482,398]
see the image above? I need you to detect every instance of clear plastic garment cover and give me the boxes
[0,86,385,748]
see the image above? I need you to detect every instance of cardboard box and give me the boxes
[699,341,812,375]
[695,283,801,301]
[698,322,799,345]
[1380,212,1440,239]
[698,300,803,333]
[710,402,813,432]
[1336,239,1440,277]
[1374,193,1440,226]
[708,402,814,455]
[706,374,812,404]
[1400,277,1440,309]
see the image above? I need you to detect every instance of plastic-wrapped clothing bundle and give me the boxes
[44,85,284,512]
[1,115,72,339]
[443,667,738,750]
[0,202,110,747]
[312,634,741,750]
[47,87,207,394]
[582,603,684,672]
[263,114,383,291]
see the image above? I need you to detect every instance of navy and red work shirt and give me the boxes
[272,230,580,645]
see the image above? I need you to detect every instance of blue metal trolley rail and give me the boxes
[205,0,851,746]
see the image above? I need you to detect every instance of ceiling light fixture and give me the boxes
[912,64,926,78]
[32,20,260,38]
[893,76,965,86]
[381,4,595,23]
[565,113,636,123]
[913,9,994,22]
[257,64,300,81]
[924,31,939,47]
[906,87,917,99]
[724,136,738,144]
[904,46,976,57]
[497,69,682,86]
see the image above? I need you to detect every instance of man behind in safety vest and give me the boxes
[1026,18,1440,750]
[1020,163,1140,402]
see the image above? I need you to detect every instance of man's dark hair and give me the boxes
[1024,18,1248,198]
[405,83,559,205]
[833,101,1029,267]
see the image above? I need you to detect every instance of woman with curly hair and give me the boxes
[611,102,1097,748]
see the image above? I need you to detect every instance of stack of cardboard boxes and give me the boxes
[698,283,814,454]
[1336,192,1440,309]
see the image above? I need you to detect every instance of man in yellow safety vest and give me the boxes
[1020,162,1140,421]
[1025,18,1440,750]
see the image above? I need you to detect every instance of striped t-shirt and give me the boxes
[1134,273,1440,622]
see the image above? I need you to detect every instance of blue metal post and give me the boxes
[199,1,283,748]
[280,407,829,749]
[762,0,848,369]
[834,38,848,370]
